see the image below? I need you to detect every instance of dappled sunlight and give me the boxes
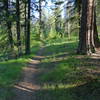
[13,78,100,100]
[14,82,40,91]
[42,83,82,90]
[9,40,100,100]
[0,0,100,99]
[0,39,100,100]
[33,81,100,100]
[29,59,41,64]
[45,40,78,47]
[14,85,33,93]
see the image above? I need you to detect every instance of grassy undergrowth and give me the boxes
[0,36,100,100]
[37,37,100,100]
[0,58,28,100]
[0,45,40,100]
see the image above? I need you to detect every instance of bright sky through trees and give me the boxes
[33,0,75,19]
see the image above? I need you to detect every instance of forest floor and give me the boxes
[0,37,100,100]
[12,38,100,100]
[12,47,45,100]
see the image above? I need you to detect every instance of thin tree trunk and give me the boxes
[16,0,22,56]
[25,0,31,54]
[24,0,27,51]
[4,0,13,49]
[77,0,81,27]
[39,0,42,39]
[67,8,71,39]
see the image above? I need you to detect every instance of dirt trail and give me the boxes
[12,48,45,100]
[12,46,100,100]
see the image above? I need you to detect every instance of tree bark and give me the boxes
[77,0,100,55]
[77,0,81,26]
[4,0,13,49]
[25,0,31,54]
[39,0,42,39]
[24,0,27,51]
[16,0,22,56]
[67,8,71,39]
[94,8,100,48]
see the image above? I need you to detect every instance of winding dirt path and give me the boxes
[12,48,45,100]
[12,45,100,100]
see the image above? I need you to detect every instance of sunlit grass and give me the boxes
[45,36,78,47]
[0,36,100,100]
[38,37,100,100]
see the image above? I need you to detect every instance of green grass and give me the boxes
[0,43,40,100]
[0,58,29,100]
[37,37,100,100]
[0,36,100,100]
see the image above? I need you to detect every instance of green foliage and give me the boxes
[0,0,100,99]
[0,51,37,100]
[48,28,57,39]
[36,37,100,100]
[0,58,28,100]
[0,38,41,99]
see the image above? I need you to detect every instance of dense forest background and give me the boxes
[0,0,100,100]
[0,0,100,60]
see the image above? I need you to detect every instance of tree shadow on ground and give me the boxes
[6,41,100,100]
[12,80,100,100]
[31,41,100,100]
[35,81,100,100]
